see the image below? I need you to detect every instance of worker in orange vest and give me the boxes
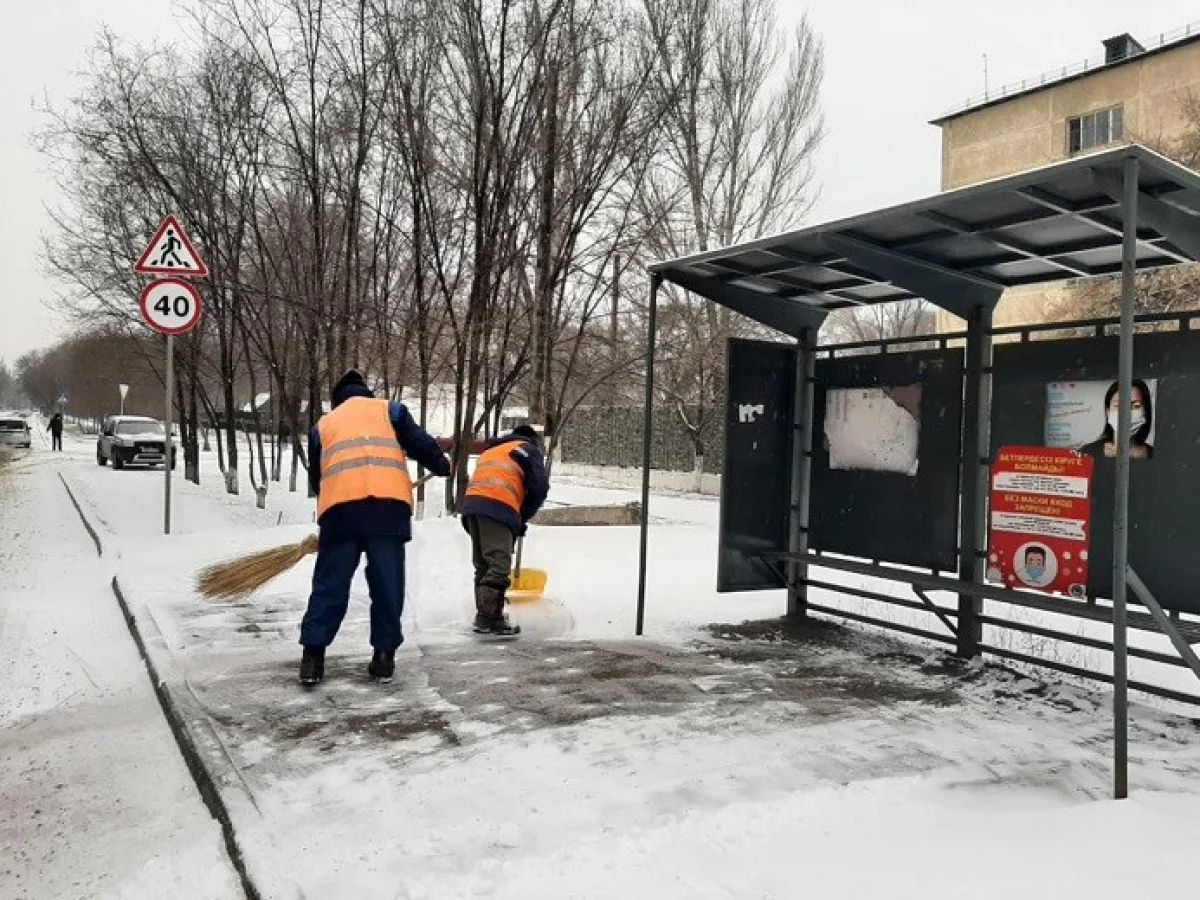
[460,425,550,635]
[299,371,452,685]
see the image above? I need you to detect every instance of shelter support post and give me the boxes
[957,302,993,659]
[787,329,817,617]
[636,274,662,637]
[1113,154,1139,800]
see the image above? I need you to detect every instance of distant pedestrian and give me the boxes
[47,413,63,451]
[298,371,453,686]
[461,425,550,636]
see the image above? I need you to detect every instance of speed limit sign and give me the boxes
[139,278,203,335]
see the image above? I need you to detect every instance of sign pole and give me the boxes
[164,334,174,536]
[134,215,207,537]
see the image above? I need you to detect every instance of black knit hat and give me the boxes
[331,370,372,406]
[512,424,540,444]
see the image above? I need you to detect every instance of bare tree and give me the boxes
[821,301,937,345]
[523,0,662,456]
[636,0,824,470]
[37,31,266,487]
[0,361,27,409]
[36,0,831,502]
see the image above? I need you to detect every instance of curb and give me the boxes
[59,475,261,900]
[110,578,262,900]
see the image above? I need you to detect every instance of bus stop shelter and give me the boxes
[636,144,1200,798]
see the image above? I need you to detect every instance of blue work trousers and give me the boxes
[299,537,406,653]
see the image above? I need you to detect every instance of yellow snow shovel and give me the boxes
[507,534,547,602]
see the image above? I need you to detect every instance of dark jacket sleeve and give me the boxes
[512,442,550,523]
[308,426,322,497]
[390,401,451,476]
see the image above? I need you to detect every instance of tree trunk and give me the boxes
[218,308,239,495]
[242,425,268,509]
[530,65,559,428]
[185,363,200,485]
[307,363,321,499]
[290,437,300,494]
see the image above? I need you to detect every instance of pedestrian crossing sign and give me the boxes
[134,215,208,278]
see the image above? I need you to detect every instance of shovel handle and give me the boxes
[514,534,524,578]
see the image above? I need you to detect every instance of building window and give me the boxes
[1068,106,1124,154]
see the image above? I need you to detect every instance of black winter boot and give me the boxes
[299,646,325,685]
[473,614,521,636]
[472,586,521,636]
[486,612,521,637]
[474,585,504,620]
[368,649,395,682]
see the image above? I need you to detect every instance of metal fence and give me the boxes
[558,403,725,473]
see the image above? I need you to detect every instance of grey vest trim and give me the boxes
[323,455,410,479]
[324,436,403,457]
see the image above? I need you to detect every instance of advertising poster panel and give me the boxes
[987,446,1093,599]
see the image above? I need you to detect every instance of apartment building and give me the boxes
[930,22,1200,329]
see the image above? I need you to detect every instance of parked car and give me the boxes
[97,416,176,470]
[0,416,32,449]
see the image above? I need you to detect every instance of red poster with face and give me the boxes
[986,446,1093,599]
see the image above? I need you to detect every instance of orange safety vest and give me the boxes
[465,440,526,513]
[316,397,413,518]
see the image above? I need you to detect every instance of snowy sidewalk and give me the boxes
[0,453,243,899]
[47,438,1200,900]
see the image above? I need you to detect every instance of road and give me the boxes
[0,434,242,899]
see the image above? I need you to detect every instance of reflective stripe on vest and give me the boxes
[316,397,413,518]
[465,441,526,514]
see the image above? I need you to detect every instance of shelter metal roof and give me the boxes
[649,145,1200,336]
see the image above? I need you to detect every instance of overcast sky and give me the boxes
[2,0,1198,362]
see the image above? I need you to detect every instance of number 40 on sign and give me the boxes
[139,278,204,335]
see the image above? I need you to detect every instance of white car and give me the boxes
[0,416,32,449]
[97,416,176,470]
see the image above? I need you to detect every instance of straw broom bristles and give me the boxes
[197,534,320,600]
[196,474,437,600]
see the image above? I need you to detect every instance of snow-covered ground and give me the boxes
[0,425,242,899]
[5,424,1200,899]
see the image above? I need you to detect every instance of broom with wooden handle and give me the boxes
[197,473,436,600]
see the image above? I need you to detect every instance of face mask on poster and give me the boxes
[1107,409,1147,435]
[1026,565,1045,581]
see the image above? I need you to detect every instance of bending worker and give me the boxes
[299,370,452,685]
[461,425,550,635]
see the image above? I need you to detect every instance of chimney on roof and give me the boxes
[1103,33,1146,64]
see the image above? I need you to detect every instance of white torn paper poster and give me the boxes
[825,386,920,476]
